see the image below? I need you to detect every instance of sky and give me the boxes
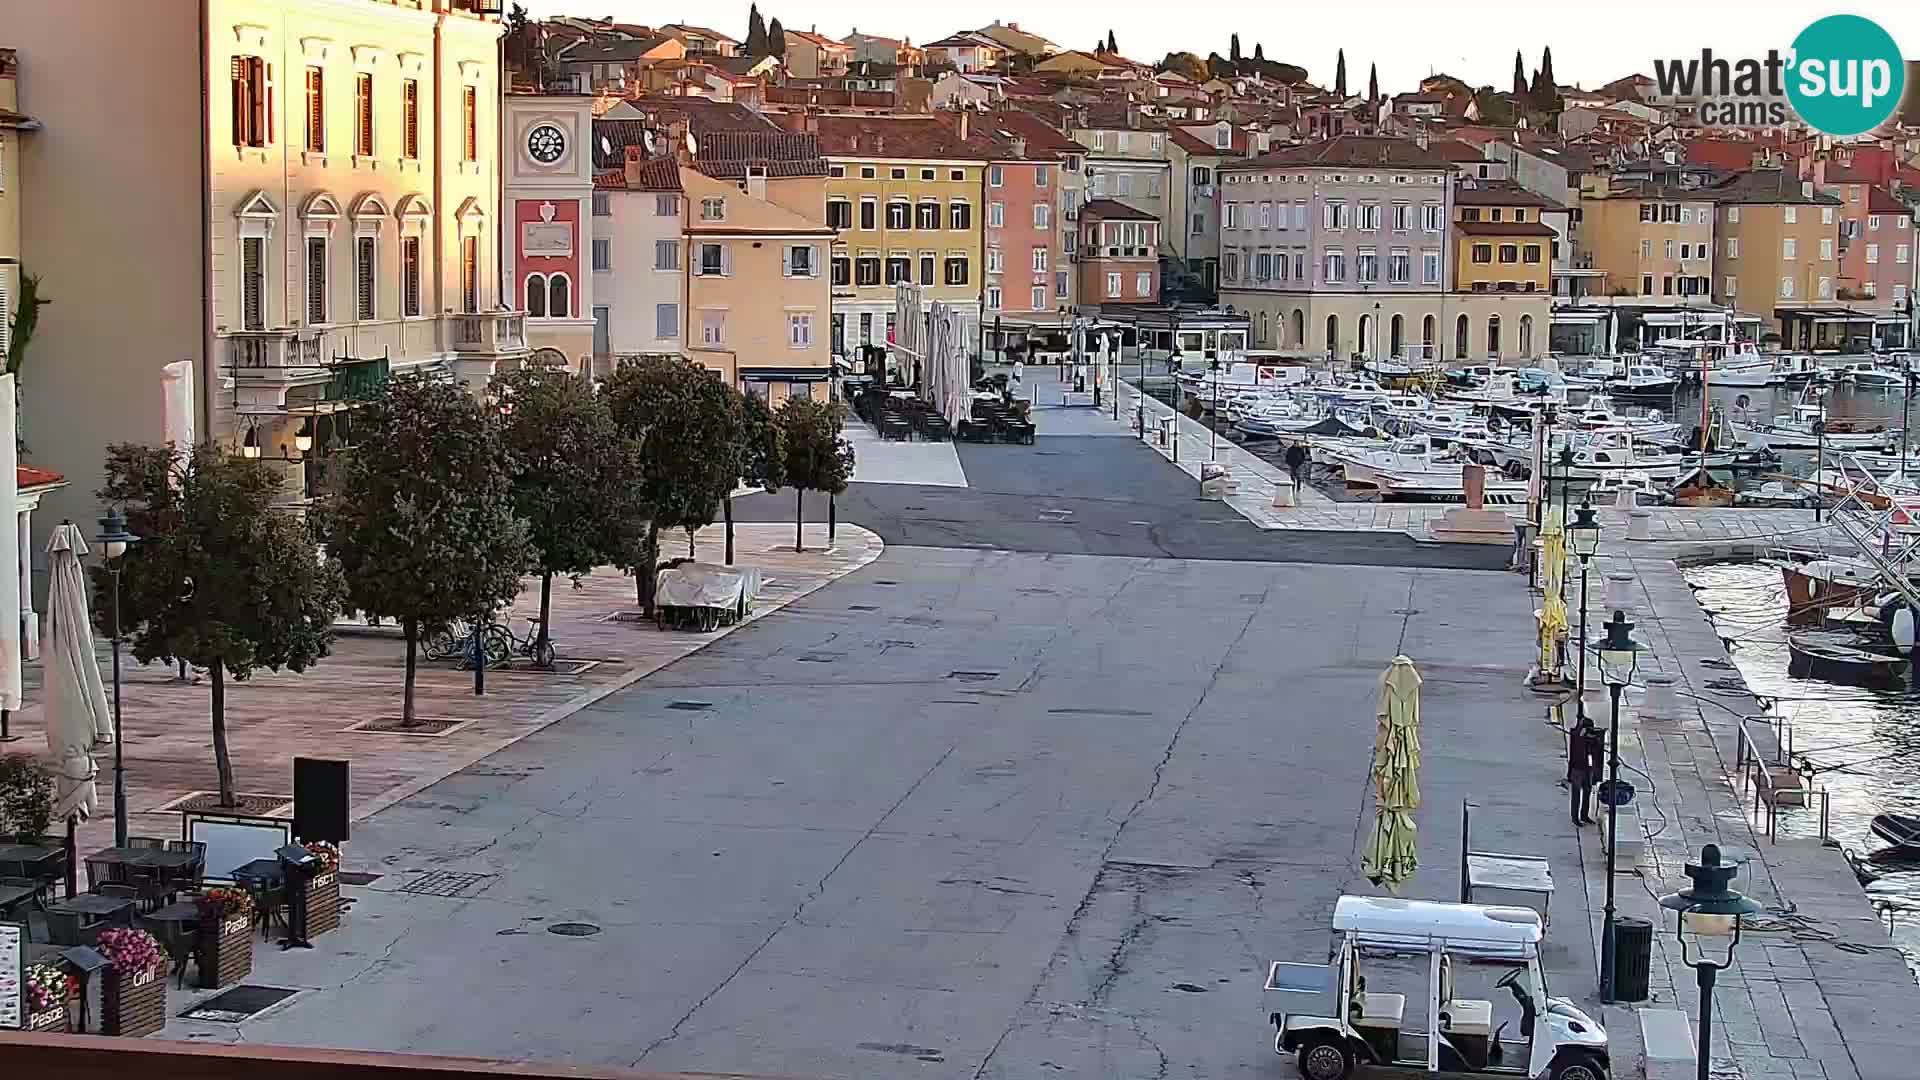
[522,1,1920,95]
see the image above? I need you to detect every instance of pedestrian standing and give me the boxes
[1284,443,1309,490]
[1567,716,1604,826]
[1011,357,1024,397]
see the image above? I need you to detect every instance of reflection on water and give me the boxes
[1688,562,1920,971]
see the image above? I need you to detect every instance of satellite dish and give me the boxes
[685,130,699,156]
[600,135,613,158]
[643,130,657,153]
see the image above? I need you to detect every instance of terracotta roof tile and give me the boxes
[595,157,684,191]
[1866,186,1910,214]
[1080,198,1155,221]
[1223,135,1456,171]
[1453,181,1558,208]
[1455,220,1559,237]
[695,131,830,178]
[17,465,65,489]
[1708,168,1840,205]
[813,114,1012,160]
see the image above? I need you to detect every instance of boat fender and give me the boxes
[1896,606,1917,651]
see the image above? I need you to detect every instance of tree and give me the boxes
[774,398,854,553]
[745,4,767,57]
[1334,48,1347,98]
[1159,52,1208,84]
[1368,63,1379,112]
[767,17,786,57]
[1534,46,1561,113]
[1254,43,1265,62]
[1229,34,1241,64]
[492,367,647,665]
[319,373,529,724]
[1512,50,1528,97]
[723,390,783,566]
[603,357,738,616]
[98,443,345,807]
[1106,30,1117,54]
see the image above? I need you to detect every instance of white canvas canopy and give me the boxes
[42,522,114,822]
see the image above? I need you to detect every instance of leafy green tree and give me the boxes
[492,367,647,664]
[745,4,767,57]
[5,273,46,378]
[722,389,783,565]
[774,397,854,552]
[767,17,786,57]
[1159,52,1209,84]
[604,357,738,615]
[318,373,529,723]
[98,443,346,807]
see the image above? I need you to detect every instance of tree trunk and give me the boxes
[537,572,553,662]
[687,530,695,558]
[723,495,735,565]
[639,523,660,618]
[795,488,805,552]
[210,664,236,808]
[402,617,418,724]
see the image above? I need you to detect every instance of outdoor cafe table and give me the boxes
[45,893,136,921]
[87,847,198,872]
[0,842,62,869]
[0,879,39,919]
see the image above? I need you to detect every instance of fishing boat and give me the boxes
[1374,469,1530,503]
[1777,557,1880,625]
[1608,361,1679,400]
[1730,403,1895,452]
[1870,813,1920,852]
[1304,378,1394,408]
[1669,466,1738,508]
[1588,469,1665,506]
[1786,629,1908,686]
[1838,360,1906,389]
[1736,480,1816,508]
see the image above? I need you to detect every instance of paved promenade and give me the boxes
[7,522,881,855]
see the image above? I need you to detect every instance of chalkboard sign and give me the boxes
[0,921,22,1030]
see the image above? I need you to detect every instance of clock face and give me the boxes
[527,123,566,164]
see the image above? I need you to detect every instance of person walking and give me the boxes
[1567,715,1605,826]
[1011,357,1024,398]
[1284,443,1309,490]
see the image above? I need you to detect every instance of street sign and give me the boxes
[1598,779,1636,808]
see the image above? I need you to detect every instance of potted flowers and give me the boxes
[195,886,256,988]
[24,963,75,1032]
[297,841,342,937]
[95,927,169,1037]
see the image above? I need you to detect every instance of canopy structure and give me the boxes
[1362,656,1423,893]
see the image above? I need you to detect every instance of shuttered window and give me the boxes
[230,57,270,147]
[462,87,477,161]
[355,73,373,157]
[306,237,328,324]
[401,237,421,317]
[461,236,478,312]
[355,236,376,320]
[242,237,266,330]
[305,66,325,152]
[402,80,419,159]
[0,277,11,357]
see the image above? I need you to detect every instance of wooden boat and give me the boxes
[1870,812,1920,852]
[1786,630,1908,687]
[1778,558,1878,625]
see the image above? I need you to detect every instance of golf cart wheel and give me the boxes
[1297,1036,1354,1080]
[1548,1054,1607,1080]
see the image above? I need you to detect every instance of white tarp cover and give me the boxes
[656,563,763,610]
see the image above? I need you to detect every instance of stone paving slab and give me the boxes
[6,522,881,856]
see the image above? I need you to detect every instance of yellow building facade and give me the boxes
[1707,169,1841,333]
[1575,178,1716,303]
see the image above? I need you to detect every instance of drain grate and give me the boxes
[397,870,495,898]
[547,921,602,937]
[344,716,475,737]
[181,984,300,1023]
[946,670,999,682]
[666,700,712,711]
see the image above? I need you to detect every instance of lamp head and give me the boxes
[1557,444,1575,469]
[1569,501,1601,559]
[1659,844,1764,924]
[96,507,137,560]
[294,417,315,453]
[241,424,262,460]
[1594,608,1644,687]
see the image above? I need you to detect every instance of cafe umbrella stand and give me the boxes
[42,521,115,897]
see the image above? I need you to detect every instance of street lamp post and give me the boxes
[1659,845,1765,1080]
[1594,609,1644,1002]
[1208,356,1222,462]
[96,508,138,848]
[1568,503,1601,726]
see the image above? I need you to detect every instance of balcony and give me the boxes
[449,311,529,355]
[226,328,325,380]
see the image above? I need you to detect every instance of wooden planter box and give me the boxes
[196,913,254,989]
[101,966,167,1038]
[27,1004,69,1032]
[296,871,340,938]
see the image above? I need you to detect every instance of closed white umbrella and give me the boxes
[42,522,113,826]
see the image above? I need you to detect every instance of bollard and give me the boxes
[1273,478,1298,508]
[1643,674,1678,720]
[1627,508,1653,542]
[1613,484,1638,512]
[1605,571,1636,615]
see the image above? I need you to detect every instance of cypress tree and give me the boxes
[1334,48,1347,98]
[1230,34,1241,64]
[767,16,786,57]
[1368,63,1379,110]
[1513,50,1527,97]
[745,5,766,57]
[1106,30,1117,54]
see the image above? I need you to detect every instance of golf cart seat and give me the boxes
[1351,991,1405,1030]
[1439,998,1493,1037]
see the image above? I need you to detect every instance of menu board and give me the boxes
[0,921,21,1029]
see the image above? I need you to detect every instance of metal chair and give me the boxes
[127,836,166,850]
[44,909,92,947]
[84,857,126,892]
[138,914,200,988]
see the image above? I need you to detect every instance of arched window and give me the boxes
[1389,314,1405,358]
[1422,314,1436,355]
[1325,314,1340,357]
[524,273,547,317]
[1519,314,1534,356]
[1357,314,1372,360]
[1454,314,1469,360]
[549,273,571,319]
[1487,315,1502,357]
[1292,309,1305,349]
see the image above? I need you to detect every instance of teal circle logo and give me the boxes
[1786,14,1905,136]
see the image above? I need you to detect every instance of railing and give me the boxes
[224,329,325,377]
[1733,715,1831,844]
[448,311,529,354]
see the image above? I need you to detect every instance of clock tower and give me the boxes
[504,91,596,368]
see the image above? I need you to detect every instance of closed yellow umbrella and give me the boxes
[1364,656,1423,892]
[1538,506,1568,679]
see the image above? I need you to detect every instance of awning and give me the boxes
[1550,310,1611,324]
[739,367,832,382]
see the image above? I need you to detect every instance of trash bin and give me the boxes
[1610,916,1654,1002]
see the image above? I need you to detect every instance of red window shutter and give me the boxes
[356,74,372,156]
[231,58,247,145]
[255,59,271,146]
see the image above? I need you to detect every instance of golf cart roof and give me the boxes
[1333,896,1543,956]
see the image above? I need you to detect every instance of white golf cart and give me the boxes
[1266,896,1608,1080]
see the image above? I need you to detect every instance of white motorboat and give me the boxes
[1729,403,1894,452]
[1374,468,1530,503]
[1319,437,1438,487]
[1233,397,1322,438]
[1305,378,1393,407]
[1587,468,1665,506]
[1561,435,1689,483]
[1564,397,1682,443]
[1608,361,1679,399]
[1838,360,1906,389]
[1405,408,1489,445]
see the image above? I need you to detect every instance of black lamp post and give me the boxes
[1594,609,1644,1002]
[97,508,137,848]
[1557,444,1576,534]
[1208,356,1222,462]
[1568,503,1600,724]
[1659,845,1765,1080]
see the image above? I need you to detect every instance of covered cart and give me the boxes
[655,562,763,632]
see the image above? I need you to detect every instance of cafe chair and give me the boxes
[127,836,166,850]
[45,909,93,947]
[84,857,126,892]
[138,913,200,988]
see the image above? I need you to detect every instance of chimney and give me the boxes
[624,144,646,186]
[1802,180,1814,199]
[1012,135,1027,158]
[1414,127,1428,149]
[745,166,768,200]
[956,109,969,140]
